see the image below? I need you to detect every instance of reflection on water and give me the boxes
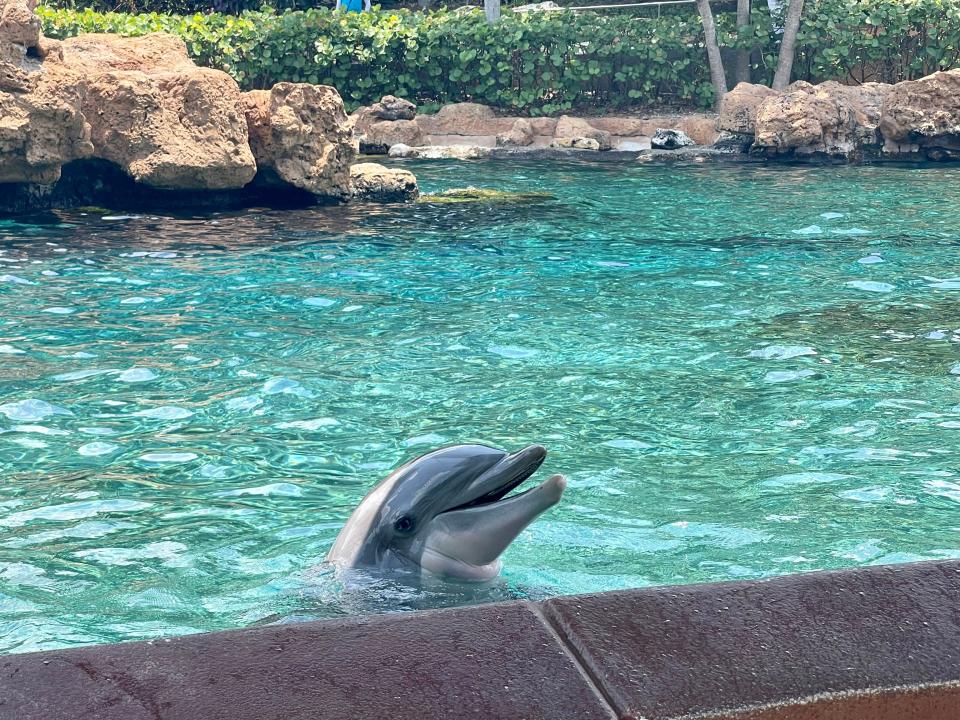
[3,159,960,654]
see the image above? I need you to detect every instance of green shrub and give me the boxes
[36,0,960,113]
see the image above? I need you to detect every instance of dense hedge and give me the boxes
[37,0,960,113]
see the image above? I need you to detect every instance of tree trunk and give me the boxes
[695,0,727,110]
[772,0,804,90]
[734,0,751,85]
[484,0,501,23]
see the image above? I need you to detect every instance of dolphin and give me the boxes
[326,444,566,581]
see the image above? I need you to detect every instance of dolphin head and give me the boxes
[326,444,565,581]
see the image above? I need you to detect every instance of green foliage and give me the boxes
[36,0,960,113]
[792,0,960,84]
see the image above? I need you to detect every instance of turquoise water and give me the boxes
[3,159,960,654]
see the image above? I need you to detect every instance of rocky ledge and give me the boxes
[352,98,718,156]
[0,0,417,214]
[718,72,960,162]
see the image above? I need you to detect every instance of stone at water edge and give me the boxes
[359,119,424,155]
[370,95,416,121]
[651,128,695,150]
[550,137,601,150]
[350,162,419,203]
[554,115,612,150]
[496,118,534,147]
[880,69,960,159]
[718,82,780,136]
[239,82,355,200]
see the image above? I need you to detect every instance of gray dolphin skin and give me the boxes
[326,444,566,581]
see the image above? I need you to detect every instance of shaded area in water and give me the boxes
[2,159,960,653]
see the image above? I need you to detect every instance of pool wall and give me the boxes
[2,559,959,719]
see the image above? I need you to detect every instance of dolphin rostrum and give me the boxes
[326,444,566,581]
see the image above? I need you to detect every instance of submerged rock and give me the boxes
[350,162,418,203]
[419,187,554,204]
[651,128,695,149]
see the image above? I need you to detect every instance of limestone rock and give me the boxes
[360,119,424,154]
[718,83,780,135]
[350,162,418,202]
[554,116,611,150]
[880,69,960,156]
[550,137,601,150]
[651,128,695,149]
[754,82,890,157]
[389,144,491,160]
[0,62,92,184]
[496,118,534,147]
[62,33,255,190]
[417,103,514,136]
[1,0,40,53]
[240,82,354,199]
[370,94,416,121]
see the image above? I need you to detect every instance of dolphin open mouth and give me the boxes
[446,444,548,512]
[420,444,566,580]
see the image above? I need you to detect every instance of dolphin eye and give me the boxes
[393,516,416,534]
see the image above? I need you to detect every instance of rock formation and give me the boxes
[350,162,418,202]
[716,73,960,163]
[240,82,354,199]
[880,69,960,160]
[0,0,404,213]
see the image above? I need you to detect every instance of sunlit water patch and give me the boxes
[3,160,960,653]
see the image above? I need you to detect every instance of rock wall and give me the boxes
[719,72,960,162]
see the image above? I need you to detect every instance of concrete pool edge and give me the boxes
[2,559,959,719]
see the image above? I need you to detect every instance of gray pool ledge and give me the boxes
[3,559,960,720]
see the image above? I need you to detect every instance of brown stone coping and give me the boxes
[2,560,960,720]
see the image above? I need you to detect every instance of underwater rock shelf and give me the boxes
[3,560,960,720]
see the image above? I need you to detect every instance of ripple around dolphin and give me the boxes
[4,161,960,653]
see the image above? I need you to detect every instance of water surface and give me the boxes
[3,159,960,653]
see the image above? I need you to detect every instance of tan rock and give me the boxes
[1,0,40,51]
[754,82,890,156]
[718,83,780,135]
[496,118,534,147]
[350,162,418,203]
[360,119,424,154]
[528,117,558,136]
[240,82,354,199]
[417,103,514,136]
[880,69,960,151]
[62,33,255,190]
[0,67,92,184]
[550,137,600,150]
[554,115,611,150]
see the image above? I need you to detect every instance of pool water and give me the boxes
[3,159,960,654]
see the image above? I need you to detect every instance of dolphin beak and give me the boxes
[419,455,566,580]
[455,444,548,508]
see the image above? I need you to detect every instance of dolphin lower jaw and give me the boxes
[419,472,567,581]
[418,547,503,581]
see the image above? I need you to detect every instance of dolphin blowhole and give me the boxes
[326,444,566,581]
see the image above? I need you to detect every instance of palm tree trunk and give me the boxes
[695,0,728,110]
[734,0,751,84]
[772,0,805,90]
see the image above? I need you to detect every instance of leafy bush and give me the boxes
[36,0,960,113]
